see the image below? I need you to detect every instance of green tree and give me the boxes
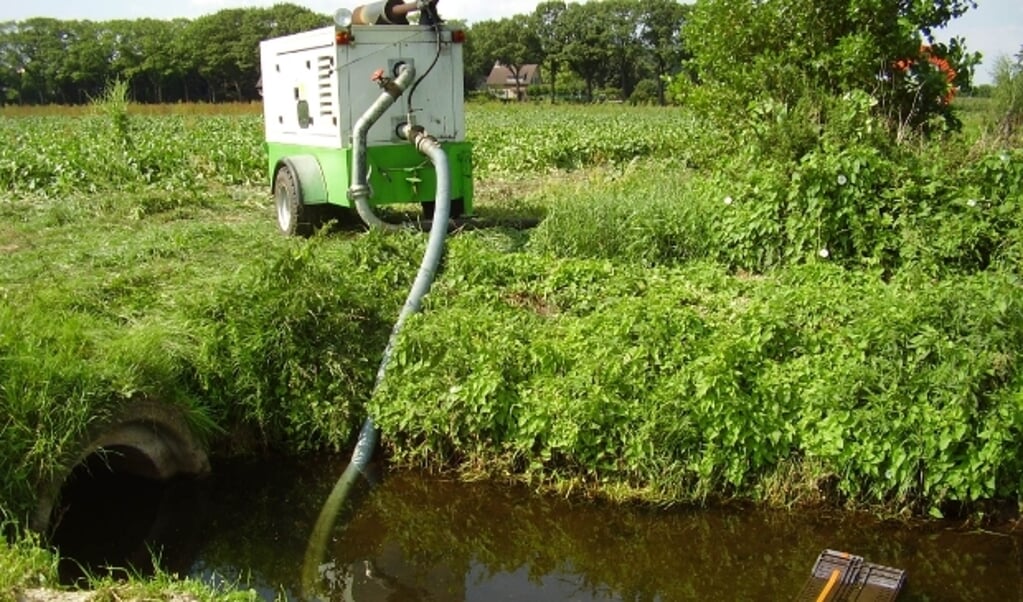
[60,20,115,103]
[464,19,501,94]
[473,17,541,101]
[532,1,567,101]
[0,21,24,103]
[264,3,331,36]
[175,5,327,102]
[678,0,979,133]
[8,18,68,103]
[599,0,642,99]
[184,8,262,101]
[558,3,612,100]
[638,0,689,105]
[107,19,185,103]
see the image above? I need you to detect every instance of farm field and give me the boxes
[1,100,1022,595]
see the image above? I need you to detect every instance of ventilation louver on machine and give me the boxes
[317,55,335,121]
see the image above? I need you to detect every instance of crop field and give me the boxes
[0,104,699,194]
[1,97,1022,558]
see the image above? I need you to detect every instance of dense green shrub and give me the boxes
[0,214,425,521]
[898,148,1023,275]
[192,232,419,451]
[375,238,1023,510]
[528,97,1023,278]
[628,79,660,105]
[675,0,980,135]
[3,102,1023,526]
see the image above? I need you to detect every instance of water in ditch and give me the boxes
[54,454,1022,600]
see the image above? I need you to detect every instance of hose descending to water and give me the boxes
[301,65,452,597]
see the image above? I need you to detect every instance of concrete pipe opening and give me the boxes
[34,402,211,584]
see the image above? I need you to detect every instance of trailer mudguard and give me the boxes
[275,155,329,206]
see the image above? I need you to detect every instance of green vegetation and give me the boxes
[1,0,1022,596]
[677,0,978,134]
[0,104,697,195]
[0,524,259,601]
[0,526,57,596]
[2,96,1021,526]
[990,47,1023,139]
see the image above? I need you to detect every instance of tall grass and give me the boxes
[1,100,1022,532]
[0,524,58,596]
[0,521,258,601]
[0,186,429,521]
[528,150,1023,277]
[991,54,1023,140]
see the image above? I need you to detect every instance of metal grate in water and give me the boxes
[793,549,906,602]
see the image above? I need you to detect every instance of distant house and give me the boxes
[486,62,541,101]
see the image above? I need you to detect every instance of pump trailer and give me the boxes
[259,0,472,235]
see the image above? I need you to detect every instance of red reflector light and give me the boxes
[451,30,465,43]
[336,30,352,45]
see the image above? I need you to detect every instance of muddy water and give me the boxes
[51,454,1022,599]
[162,456,1020,601]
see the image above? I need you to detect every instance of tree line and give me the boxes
[0,0,687,106]
[465,0,688,103]
[0,0,980,127]
[0,4,330,104]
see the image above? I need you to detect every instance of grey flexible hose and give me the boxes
[302,97,451,598]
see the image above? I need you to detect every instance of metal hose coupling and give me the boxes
[399,123,441,153]
[371,68,405,99]
[415,132,443,155]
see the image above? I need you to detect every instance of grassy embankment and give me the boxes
[1,97,1021,593]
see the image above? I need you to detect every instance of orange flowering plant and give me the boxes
[892,44,960,106]
[678,0,980,139]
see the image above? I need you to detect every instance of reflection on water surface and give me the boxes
[184,457,1021,601]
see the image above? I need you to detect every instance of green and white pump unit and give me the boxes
[260,0,472,235]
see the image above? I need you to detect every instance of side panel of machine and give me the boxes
[266,141,473,210]
[260,27,343,148]
[359,141,473,211]
[339,27,465,148]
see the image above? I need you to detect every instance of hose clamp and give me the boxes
[347,185,370,201]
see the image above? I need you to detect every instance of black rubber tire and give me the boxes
[273,162,315,237]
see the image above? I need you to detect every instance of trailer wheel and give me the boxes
[274,163,314,237]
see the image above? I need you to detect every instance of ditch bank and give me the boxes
[4,219,1023,543]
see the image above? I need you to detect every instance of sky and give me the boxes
[0,0,1019,85]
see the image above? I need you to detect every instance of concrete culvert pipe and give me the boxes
[32,401,211,537]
